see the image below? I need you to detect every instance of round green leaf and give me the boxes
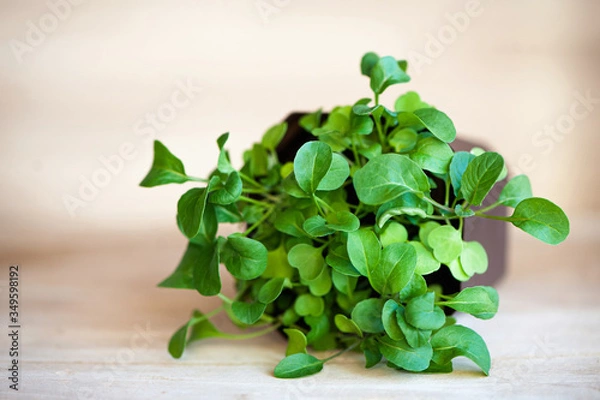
[409,241,441,275]
[347,230,381,277]
[460,152,504,206]
[413,108,456,143]
[274,353,324,379]
[231,301,266,325]
[294,141,333,194]
[379,222,408,247]
[288,244,325,280]
[334,314,363,337]
[294,293,325,317]
[326,211,360,232]
[447,258,470,281]
[418,221,441,248]
[351,298,385,333]
[316,153,350,191]
[428,226,463,264]
[377,336,433,372]
[283,328,307,356]
[222,235,268,280]
[382,300,404,341]
[449,151,475,197]
[460,241,488,275]
[405,292,446,331]
[510,197,569,245]
[354,154,430,206]
[258,278,287,304]
[498,174,533,207]
[409,137,454,174]
[431,325,491,375]
[370,242,416,295]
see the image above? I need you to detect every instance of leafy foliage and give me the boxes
[141,52,569,379]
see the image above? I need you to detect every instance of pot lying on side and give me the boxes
[275,112,507,294]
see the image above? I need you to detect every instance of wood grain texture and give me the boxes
[0,220,599,399]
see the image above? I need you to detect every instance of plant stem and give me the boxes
[217,293,233,304]
[188,176,209,183]
[444,179,451,207]
[321,340,362,363]
[224,323,282,341]
[475,201,501,214]
[239,195,269,208]
[239,171,263,189]
[243,205,276,236]
[422,196,455,213]
[474,212,513,222]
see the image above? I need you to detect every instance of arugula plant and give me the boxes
[140,52,570,378]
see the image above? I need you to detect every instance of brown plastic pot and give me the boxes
[275,112,507,294]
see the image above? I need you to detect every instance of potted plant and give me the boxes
[140,52,569,378]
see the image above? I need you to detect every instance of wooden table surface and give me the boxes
[1,219,599,399]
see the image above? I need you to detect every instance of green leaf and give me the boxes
[498,175,533,207]
[258,278,287,304]
[188,310,225,343]
[441,286,499,320]
[431,325,491,375]
[396,306,431,348]
[192,240,221,296]
[460,241,488,275]
[294,141,333,194]
[379,222,408,247]
[349,113,374,136]
[159,242,205,290]
[418,221,441,248]
[331,270,358,297]
[347,230,381,277]
[294,293,324,317]
[409,137,454,174]
[389,128,418,153]
[399,274,428,302]
[299,109,322,132]
[216,133,235,174]
[210,172,242,205]
[370,242,416,295]
[382,300,404,341]
[303,215,335,237]
[261,122,288,151]
[221,234,268,280]
[409,241,441,275]
[427,225,463,264]
[447,258,470,281]
[361,337,383,368]
[405,292,446,330]
[351,298,385,333]
[231,301,266,325]
[284,328,308,356]
[413,108,456,143]
[370,56,411,95]
[394,91,431,113]
[168,322,189,359]
[307,267,332,297]
[377,336,433,372]
[334,314,363,337]
[460,152,504,206]
[263,245,295,279]
[274,353,324,379]
[274,209,307,238]
[305,314,330,344]
[360,52,379,77]
[177,187,210,239]
[317,153,350,191]
[326,211,360,232]
[250,143,269,177]
[510,198,569,244]
[326,244,361,277]
[376,192,433,228]
[288,244,325,281]
[449,151,476,197]
[140,140,191,187]
[354,154,430,205]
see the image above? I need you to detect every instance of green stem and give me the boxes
[375,117,385,146]
[239,195,269,208]
[239,172,263,189]
[218,293,276,324]
[350,136,362,167]
[243,205,276,236]
[444,179,451,207]
[321,340,362,363]
[475,201,502,214]
[223,323,282,340]
[188,176,209,183]
[314,195,335,213]
[422,196,455,213]
[374,93,380,106]
[474,212,513,222]
[217,293,233,304]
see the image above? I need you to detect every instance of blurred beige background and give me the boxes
[1,0,599,254]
